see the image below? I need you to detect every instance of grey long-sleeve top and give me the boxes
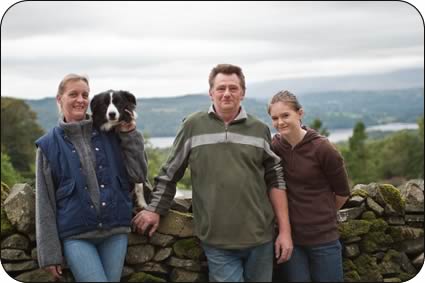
[35,117,148,268]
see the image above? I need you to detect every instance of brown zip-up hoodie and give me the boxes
[272,127,350,245]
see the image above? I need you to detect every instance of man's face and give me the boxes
[209,73,244,115]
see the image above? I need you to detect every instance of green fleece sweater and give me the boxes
[146,106,286,249]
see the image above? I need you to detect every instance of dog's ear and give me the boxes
[122,91,137,105]
[90,92,107,129]
[90,92,104,113]
[90,93,98,113]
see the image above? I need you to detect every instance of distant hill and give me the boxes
[25,88,424,137]
[246,68,424,100]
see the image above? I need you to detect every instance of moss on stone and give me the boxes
[1,206,15,238]
[343,258,357,272]
[361,211,376,220]
[383,249,401,262]
[360,231,393,253]
[173,237,204,260]
[1,181,10,204]
[338,220,371,240]
[379,249,402,275]
[360,270,383,282]
[379,184,405,215]
[369,218,389,232]
[344,270,361,282]
[388,226,404,242]
[388,226,424,243]
[399,272,415,282]
[353,254,379,275]
[128,272,166,282]
[351,188,369,198]
[353,254,384,282]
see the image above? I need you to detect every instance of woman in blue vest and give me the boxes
[35,74,148,282]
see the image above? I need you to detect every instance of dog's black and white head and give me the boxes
[90,90,138,131]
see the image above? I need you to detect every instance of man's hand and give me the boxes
[131,210,160,237]
[44,265,62,281]
[268,188,293,264]
[274,232,293,264]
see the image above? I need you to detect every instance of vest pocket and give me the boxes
[56,180,86,232]
[56,180,76,208]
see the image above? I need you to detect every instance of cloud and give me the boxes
[1,1,424,99]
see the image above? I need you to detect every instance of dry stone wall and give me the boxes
[337,180,424,282]
[1,180,424,282]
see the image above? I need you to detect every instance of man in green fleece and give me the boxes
[132,63,293,282]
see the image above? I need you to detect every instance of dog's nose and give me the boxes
[108,112,117,120]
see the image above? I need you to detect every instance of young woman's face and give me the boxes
[269,101,304,137]
[57,80,90,122]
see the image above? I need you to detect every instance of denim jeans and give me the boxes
[279,239,343,282]
[201,241,273,282]
[63,233,128,282]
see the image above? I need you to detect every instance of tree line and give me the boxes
[1,97,423,189]
[25,88,424,137]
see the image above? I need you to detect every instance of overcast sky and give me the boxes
[1,1,424,99]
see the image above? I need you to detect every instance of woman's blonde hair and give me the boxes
[56,73,89,114]
[267,90,302,115]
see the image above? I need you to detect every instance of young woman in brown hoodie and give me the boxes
[268,90,351,282]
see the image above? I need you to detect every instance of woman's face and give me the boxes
[269,101,304,137]
[57,80,90,123]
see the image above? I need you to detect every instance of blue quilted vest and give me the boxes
[35,126,133,239]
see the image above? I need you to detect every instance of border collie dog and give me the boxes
[90,90,138,131]
[90,90,149,209]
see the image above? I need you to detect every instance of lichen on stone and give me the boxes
[173,237,204,260]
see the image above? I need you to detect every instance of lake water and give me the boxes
[150,122,419,148]
[328,122,418,143]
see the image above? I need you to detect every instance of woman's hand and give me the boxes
[119,120,136,132]
[119,109,137,132]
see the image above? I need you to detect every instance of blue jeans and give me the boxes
[279,240,343,282]
[201,241,273,282]
[63,233,128,282]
